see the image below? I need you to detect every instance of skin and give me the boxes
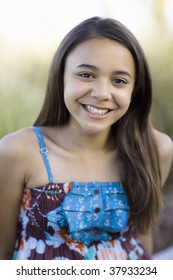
[63,39,135,138]
[0,39,172,259]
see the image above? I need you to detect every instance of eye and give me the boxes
[78,72,95,79]
[112,78,127,84]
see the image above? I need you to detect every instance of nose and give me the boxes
[91,79,112,101]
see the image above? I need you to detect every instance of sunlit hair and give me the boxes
[34,17,162,234]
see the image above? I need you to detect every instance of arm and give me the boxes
[137,230,153,255]
[153,129,173,187]
[137,130,173,254]
[0,131,27,259]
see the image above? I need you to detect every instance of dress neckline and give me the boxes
[25,181,123,191]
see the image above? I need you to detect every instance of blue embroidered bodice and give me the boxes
[62,181,129,245]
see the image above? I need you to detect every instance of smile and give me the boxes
[83,105,110,116]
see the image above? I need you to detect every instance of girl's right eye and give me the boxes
[78,72,94,79]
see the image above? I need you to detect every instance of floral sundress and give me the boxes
[12,127,150,260]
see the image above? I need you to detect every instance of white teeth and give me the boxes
[85,105,109,116]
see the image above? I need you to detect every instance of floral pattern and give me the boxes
[13,182,151,260]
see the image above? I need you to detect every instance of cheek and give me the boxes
[63,81,77,105]
[114,91,132,109]
[64,82,90,104]
[64,83,83,112]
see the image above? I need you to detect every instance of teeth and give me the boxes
[85,105,109,116]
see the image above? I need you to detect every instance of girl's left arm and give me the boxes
[138,130,173,255]
[153,129,173,187]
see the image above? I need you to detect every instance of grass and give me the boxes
[0,54,48,136]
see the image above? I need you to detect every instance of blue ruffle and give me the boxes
[62,182,129,245]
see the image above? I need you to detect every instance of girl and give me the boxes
[0,17,172,260]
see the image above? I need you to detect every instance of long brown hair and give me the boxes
[34,17,162,234]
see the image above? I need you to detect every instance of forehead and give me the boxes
[65,38,135,73]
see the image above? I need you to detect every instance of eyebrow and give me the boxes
[77,64,132,78]
[113,70,132,78]
[77,64,98,71]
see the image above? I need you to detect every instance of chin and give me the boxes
[81,123,110,136]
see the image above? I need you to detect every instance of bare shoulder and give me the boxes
[152,129,173,186]
[153,129,173,159]
[0,127,35,159]
[0,127,36,183]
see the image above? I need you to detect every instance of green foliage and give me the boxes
[149,43,173,139]
[0,56,48,137]
[148,43,173,187]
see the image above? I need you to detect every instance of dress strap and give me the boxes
[32,126,54,184]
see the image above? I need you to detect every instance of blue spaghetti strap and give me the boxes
[32,126,54,184]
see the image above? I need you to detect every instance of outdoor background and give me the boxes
[0,0,173,256]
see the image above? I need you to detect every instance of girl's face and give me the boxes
[64,38,135,135]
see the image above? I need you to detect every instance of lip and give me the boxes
[81,104,113,119]
[82,104,114,111]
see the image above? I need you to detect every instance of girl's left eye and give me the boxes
[112,78,126,84]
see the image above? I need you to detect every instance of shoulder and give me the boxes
[0,127,38,189]
[153,129,173,160]
[152,129,173,186]
[0,127,36,166]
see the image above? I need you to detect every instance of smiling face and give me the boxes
[64,38,135,136]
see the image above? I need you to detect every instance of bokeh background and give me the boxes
[0,0,173,256]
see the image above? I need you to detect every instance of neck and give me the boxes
[57,121,114,152]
